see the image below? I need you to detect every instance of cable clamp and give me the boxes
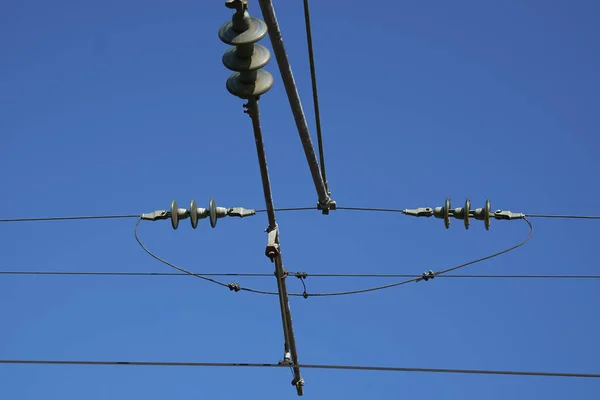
[140,210,169,221]
[294,272,308,280]
[417,270,436,282]
[402,207,434,217]
[493,210,525,220]
[292,377,305,395]
[265,227,280,261]
[228,282,241,292]
[317,199,337,215]
[227,207,256,218]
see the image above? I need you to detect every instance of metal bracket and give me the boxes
[265,227,280,261]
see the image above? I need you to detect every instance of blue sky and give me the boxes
[1,0,599,398]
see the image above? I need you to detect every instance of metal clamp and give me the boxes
[493,210,525,220]
[317,199,337,215]
[227,207,256,218]
[265,227,280,261]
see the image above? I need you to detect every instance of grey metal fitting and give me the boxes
[402,207,434,217]
[493,210,525,220]
[228,207,256,218]
[265,227,280,261]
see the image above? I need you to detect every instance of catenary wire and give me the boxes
[2,207,600,223]
[1,271,598,280]
[302,0,329,194]
[135,218,533,297]
[0,359,598,379]
[134,219,231,290]
[301,217,534,297]
[524,214,600,219]
[0,215,139,223]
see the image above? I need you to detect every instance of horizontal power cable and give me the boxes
[1,271,598,280]
[0,208,315,223]
[1,207,599,223]
[0,215,139,223]
[524,214,600,220]
[0,359,598,379]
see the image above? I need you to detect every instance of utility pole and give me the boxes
[219,0,305,395]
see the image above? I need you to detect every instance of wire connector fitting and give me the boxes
[228,282,241,292]
[265,227,280,261]
[494,210,525,220]
[402,207,434,217]
[317,199,336,215]
[292,377,305,395]
[140,210,169,221]
[227,207,256,218]
[417,270,436,282]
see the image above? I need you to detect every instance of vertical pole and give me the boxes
[245,98,304,395]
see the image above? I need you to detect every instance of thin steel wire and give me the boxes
[2,208,600,223]
[336,206,405,213]
[302,218,534,297]
[0,215,139,223]
[525,214,600,219]
[134,219,230,289]
[135,218,534,297]
[302,0,328,194]
[0,359,598,379]
[1,271,598,280]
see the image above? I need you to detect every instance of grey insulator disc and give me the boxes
[209,198,217,228]
[226,69,274,99]
[484,199,491,231]
[218,17,268,46]
[444,198,451,229]
[171,200,179,230]
[190,199,198,229]
[464,198,471,230]
[222,44,271,72]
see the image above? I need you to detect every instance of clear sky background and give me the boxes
[1,0,599,399]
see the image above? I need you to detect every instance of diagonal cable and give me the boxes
[302,0,329,194]
[0,359,598,379]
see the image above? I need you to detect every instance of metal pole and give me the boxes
[257,0,332,209]
[246,97,304,395]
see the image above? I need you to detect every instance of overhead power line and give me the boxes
[524,214,600,219]
[0,215,139,223]
[132,218,534,297]
[2,271,598,280]
[2,207,599,224]
[0,359,598,379]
